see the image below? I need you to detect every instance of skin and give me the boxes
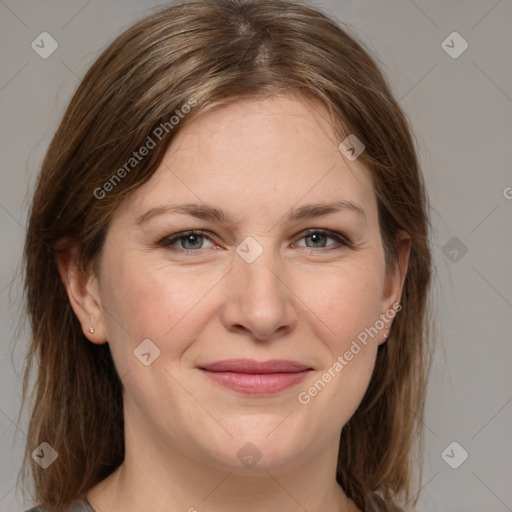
[58,93,410,512]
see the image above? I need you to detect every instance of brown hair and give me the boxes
[20,0,433,510]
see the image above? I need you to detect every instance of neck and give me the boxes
[89,459,356,512]
[87,402,359,512]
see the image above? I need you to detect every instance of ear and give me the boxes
[55,242,108,344]
[378,230,411,345]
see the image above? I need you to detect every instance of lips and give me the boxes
[199,359,312,395]
[200,359,311,373]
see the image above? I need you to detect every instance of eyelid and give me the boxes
[157,228,352,252]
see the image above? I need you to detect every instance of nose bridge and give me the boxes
[240,245,281,296]
[237,238,285,305]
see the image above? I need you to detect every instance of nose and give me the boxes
[221,244,298,342]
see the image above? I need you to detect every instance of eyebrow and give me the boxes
[134,200,367,226]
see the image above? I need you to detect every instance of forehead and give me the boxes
[116,94,377,224]
[168,94,360,172]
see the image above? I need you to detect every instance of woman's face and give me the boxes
[83,94,408,473]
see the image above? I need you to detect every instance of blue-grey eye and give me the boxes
[295,230,349,249]
[159,230,215,251]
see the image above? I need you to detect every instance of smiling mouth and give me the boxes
[199,359,313,395]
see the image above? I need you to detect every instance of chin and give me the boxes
[193,417,318,473]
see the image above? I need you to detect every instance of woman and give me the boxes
[20,0,433,511]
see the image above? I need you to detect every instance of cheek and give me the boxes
[292,261,384,420]
[296,259,385,352]
[98,253,221,364]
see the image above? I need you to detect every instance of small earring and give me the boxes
[383,332,388,339]
[89,327,95,334]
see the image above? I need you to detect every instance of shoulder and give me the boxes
[24,499,94,512]
[366,492,404,512]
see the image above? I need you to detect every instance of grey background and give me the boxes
[1,0,511,510]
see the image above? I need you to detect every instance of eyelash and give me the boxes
[157,229,352,255]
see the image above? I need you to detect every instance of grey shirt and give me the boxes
[24,492,403,511]
[24,500,94,512]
